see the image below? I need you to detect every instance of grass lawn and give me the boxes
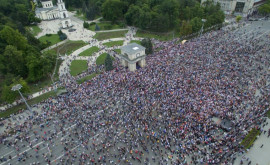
[88,22,126,31]
[240,128,260,149]
[29,25,42,36]
[135,30,179,41]
[75,13,87,21]
[130,40,142,45]
[114,49,121,54]
[103,40,124,47]
[77,73,98,84]
[96,53,115,65]
[79,46,99,56]
[70,60,88,76]
[93,30,128,40]
[267,110,270,118]
[0,90,59,118]
[39,34,61,46]
[52,40,87,55]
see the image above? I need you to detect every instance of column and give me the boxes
[128,63,136,72]
[139,59,146,67]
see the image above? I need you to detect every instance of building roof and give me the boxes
[120,43,145,55]
[41,0,52,2]
[36,6,58,13]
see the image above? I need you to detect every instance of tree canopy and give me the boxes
[65,0,224,33]
[0,0,55,103]
[105,54,113,71]
[258,0,270,15]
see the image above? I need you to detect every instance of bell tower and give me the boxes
[57,0,72,28]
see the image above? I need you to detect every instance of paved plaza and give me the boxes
[0,18,270,165]
[36,12,96,42]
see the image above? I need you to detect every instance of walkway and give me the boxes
[234,117,270,165]
[58,26,142,83]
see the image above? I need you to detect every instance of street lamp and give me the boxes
[200,19,207,37]
[11,84,33,113]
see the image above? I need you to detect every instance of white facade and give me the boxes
[201,0,255,16]
[35,0,72,28]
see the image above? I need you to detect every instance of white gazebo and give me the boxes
[119,43,146,71]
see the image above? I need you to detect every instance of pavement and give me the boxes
[227,19,270,165]
[36,12,96,42]
[234,117,270,165]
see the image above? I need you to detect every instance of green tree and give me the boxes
[28,12,41,24]
[86,6,97,20]
[95,24,100,31]
[180,20,192,36]
[258,0,270,15]
[105,54,113,71]
[0,26,27,51]
[124,5,142,26]
[1,77,30,103]
[1,85,18,103]
[102,0,124,23]
[160,0,179,28]
[190,17,202,33]
[141,38,153,55]
[236,16,242,23]
[58,30,67,40]
[83,21,89,28]
[0,45,26,77]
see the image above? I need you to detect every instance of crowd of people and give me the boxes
[0,20,269,165]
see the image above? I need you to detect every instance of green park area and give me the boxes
[77,73,98,84]
[114,49,121,54]
[135,30,179,41]
[96,53,114,65]
[93,30,128,40]
[240,128,260,149]
[79,46,100,56]
[130,40,142,45]
[75,13,87,21]
[28,25,42,36]
[39,34,61,46]
[70,60,88,76]
[0,89,62,118]
[267,110,270,118]
[103,40,124,47]
[49,40,87,55]
[88,22,126,31]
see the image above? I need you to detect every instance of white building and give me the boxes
[119,43,146,72]
[35,0,72,28]
[201,0,256,16]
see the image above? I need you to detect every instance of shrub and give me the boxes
[95,24,100,31]
[46,34,52,36]
[90,22,96,26]
[240,128,260,149]
[83,21,89,28]
[58,30,67,41]
[118,22,126,28]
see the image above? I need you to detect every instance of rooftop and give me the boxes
[120,43,145,55]
[36,6,58,13]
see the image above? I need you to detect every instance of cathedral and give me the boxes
[35,0,72,28]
